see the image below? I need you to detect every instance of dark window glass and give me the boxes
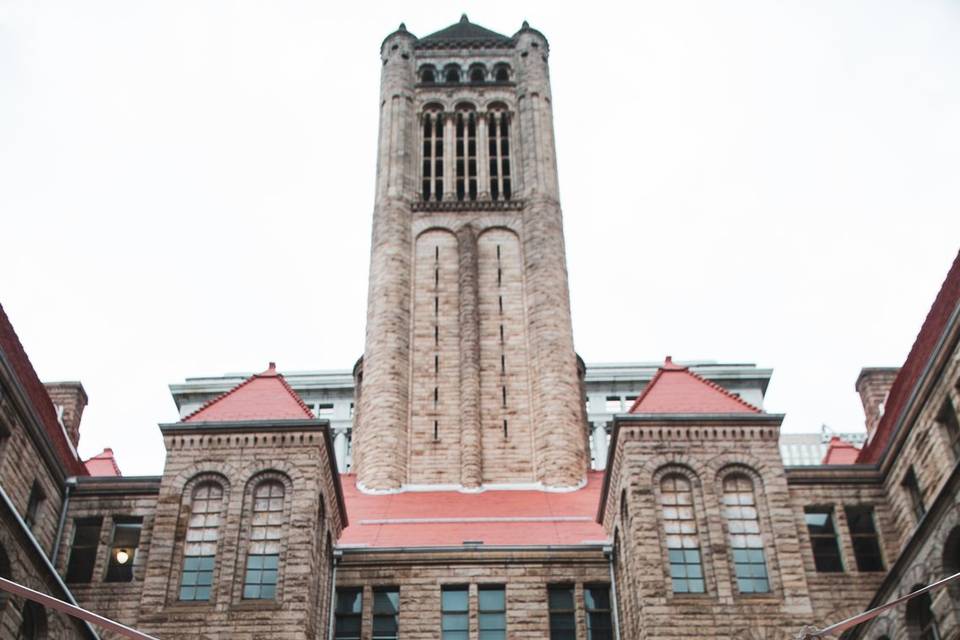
[845,506,884,572]
[903,468,925,521]
[805,507,844,572]
[105,519,142,582]
[548,585,576,640]
[495,66,509,82]
[585,585,613,640]
[65,518,101,583]
[907,588,940,640]
[441,586,469,640]
[335,588,362,640]
[24,481,44,530]
[478,586,506,640]
[372,587,399,640]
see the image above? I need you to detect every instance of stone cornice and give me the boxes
[412,199,524,213]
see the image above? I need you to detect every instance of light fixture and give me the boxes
[115,549,130,565]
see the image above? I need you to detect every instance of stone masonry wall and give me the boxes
[335,548,610,640]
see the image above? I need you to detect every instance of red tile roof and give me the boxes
[182,363,315,423]
[821,436,860,465]
[627,356,761,414]
[83,448,122,476]
[0,304,86,476]
[858,250,960,463]
[338,472,609,548]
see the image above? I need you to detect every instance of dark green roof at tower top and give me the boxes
[415,14,514,49]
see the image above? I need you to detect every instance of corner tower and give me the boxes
[355,16,586,491]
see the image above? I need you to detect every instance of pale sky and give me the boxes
[2,0,958,476]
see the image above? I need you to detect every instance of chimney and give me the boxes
[855,368,900,441]
[43,381,88,448]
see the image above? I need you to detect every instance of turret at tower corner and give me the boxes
[353,16,588,492]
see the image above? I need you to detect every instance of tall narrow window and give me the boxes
[478,586,506,640]
[903,467,925,521]
[804,507,843,572]
[547,585,576,640]
[845,506,884,572]
[938,399,960,460]
[455,111,478,202]
[243,480,284,599]
[906,587,941,640]
[23,481,44,530]
[441,585,469,640]
[180,482,223,601]
[373,587,399,640]
[105,518,142,582]
[334,587,362,640]
[487,108,511,201]
[422,110,444,201]
[722,474,770,593]
[660,474,705,593]
[65,518,102,583]
[585,585,614,640]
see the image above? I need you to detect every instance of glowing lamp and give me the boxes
[115,549,130,565]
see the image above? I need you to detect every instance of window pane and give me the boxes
[65,519,101,583]
[805,507,844,572]
[335,588,363,640]
[105,519,142,583]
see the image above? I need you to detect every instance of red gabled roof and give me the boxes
[627,356,761,414]
[84,448,122,476]
[821,436,860,465]
[858,250,960,463]
[0,304,86,476]
[338,472,608,548]
[183,363,314,423]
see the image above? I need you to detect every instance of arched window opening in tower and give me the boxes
[455,110,478,201]
[470,65,486,84]
[422,110,445,201]
[488,108,512,200]
[494,64,510,82]
[444,65,460,84]
[420,66,436,84]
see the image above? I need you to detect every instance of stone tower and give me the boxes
[354,16,587,491]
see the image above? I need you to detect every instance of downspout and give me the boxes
[51,476,77,566]
[605,544,621,640]
[327,549,340,640]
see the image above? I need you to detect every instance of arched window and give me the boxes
[661,474,704,593]
[18,601,46,639]
[906,586,940,640]
[469,65,486,84]
[722,473,770,593]
[493,64,510,82]
[444,64,460,84]
[421,106,444,201]
[420,66,436,84]
[242,480,285,599]
[179,481,224,601]
[620,488,628,526]
[455,106,478,202]
[487,105,511,201]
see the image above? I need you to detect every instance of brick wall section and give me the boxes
[602,417,816,639]
[855,368,900,442]
[129,426,343,639]
[43,382,87,448]
[335,548,610,640]
[62,485,159,637]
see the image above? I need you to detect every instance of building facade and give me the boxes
[0,16,959,640]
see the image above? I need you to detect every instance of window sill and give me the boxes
[231,600,282,612]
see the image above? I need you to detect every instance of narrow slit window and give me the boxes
[433,420,439,440]
[498,296,503,314]
[503,419,508,438]
[435,354,439,374]
[434,387,439,405]
[500,355,505,373]
[723,474,770,593]
[434,325,439,346]
[502,386,507,407]
[903,468,925,521]
[434,296,439,315]
[661,474,705,593]
[499,325,504,343]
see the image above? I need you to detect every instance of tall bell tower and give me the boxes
[354,16,587,492]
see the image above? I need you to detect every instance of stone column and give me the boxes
[476,113,490,199]
[443,113,456,201]
[458,225,482,489]
[334,429,349,473]
[591,423,609,470]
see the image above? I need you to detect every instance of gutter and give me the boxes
[51,476,77,566]
[0,482,99,639]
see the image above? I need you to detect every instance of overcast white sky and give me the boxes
[2,0,959,476]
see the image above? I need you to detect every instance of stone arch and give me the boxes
[905,583,939,639]
[167,459,243,496]
[942,525,960,602]
[419,64,436,84]
[443,63,461,84]
[493,63,511,82]
[17,600,47,639]
[468,63,487,83]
